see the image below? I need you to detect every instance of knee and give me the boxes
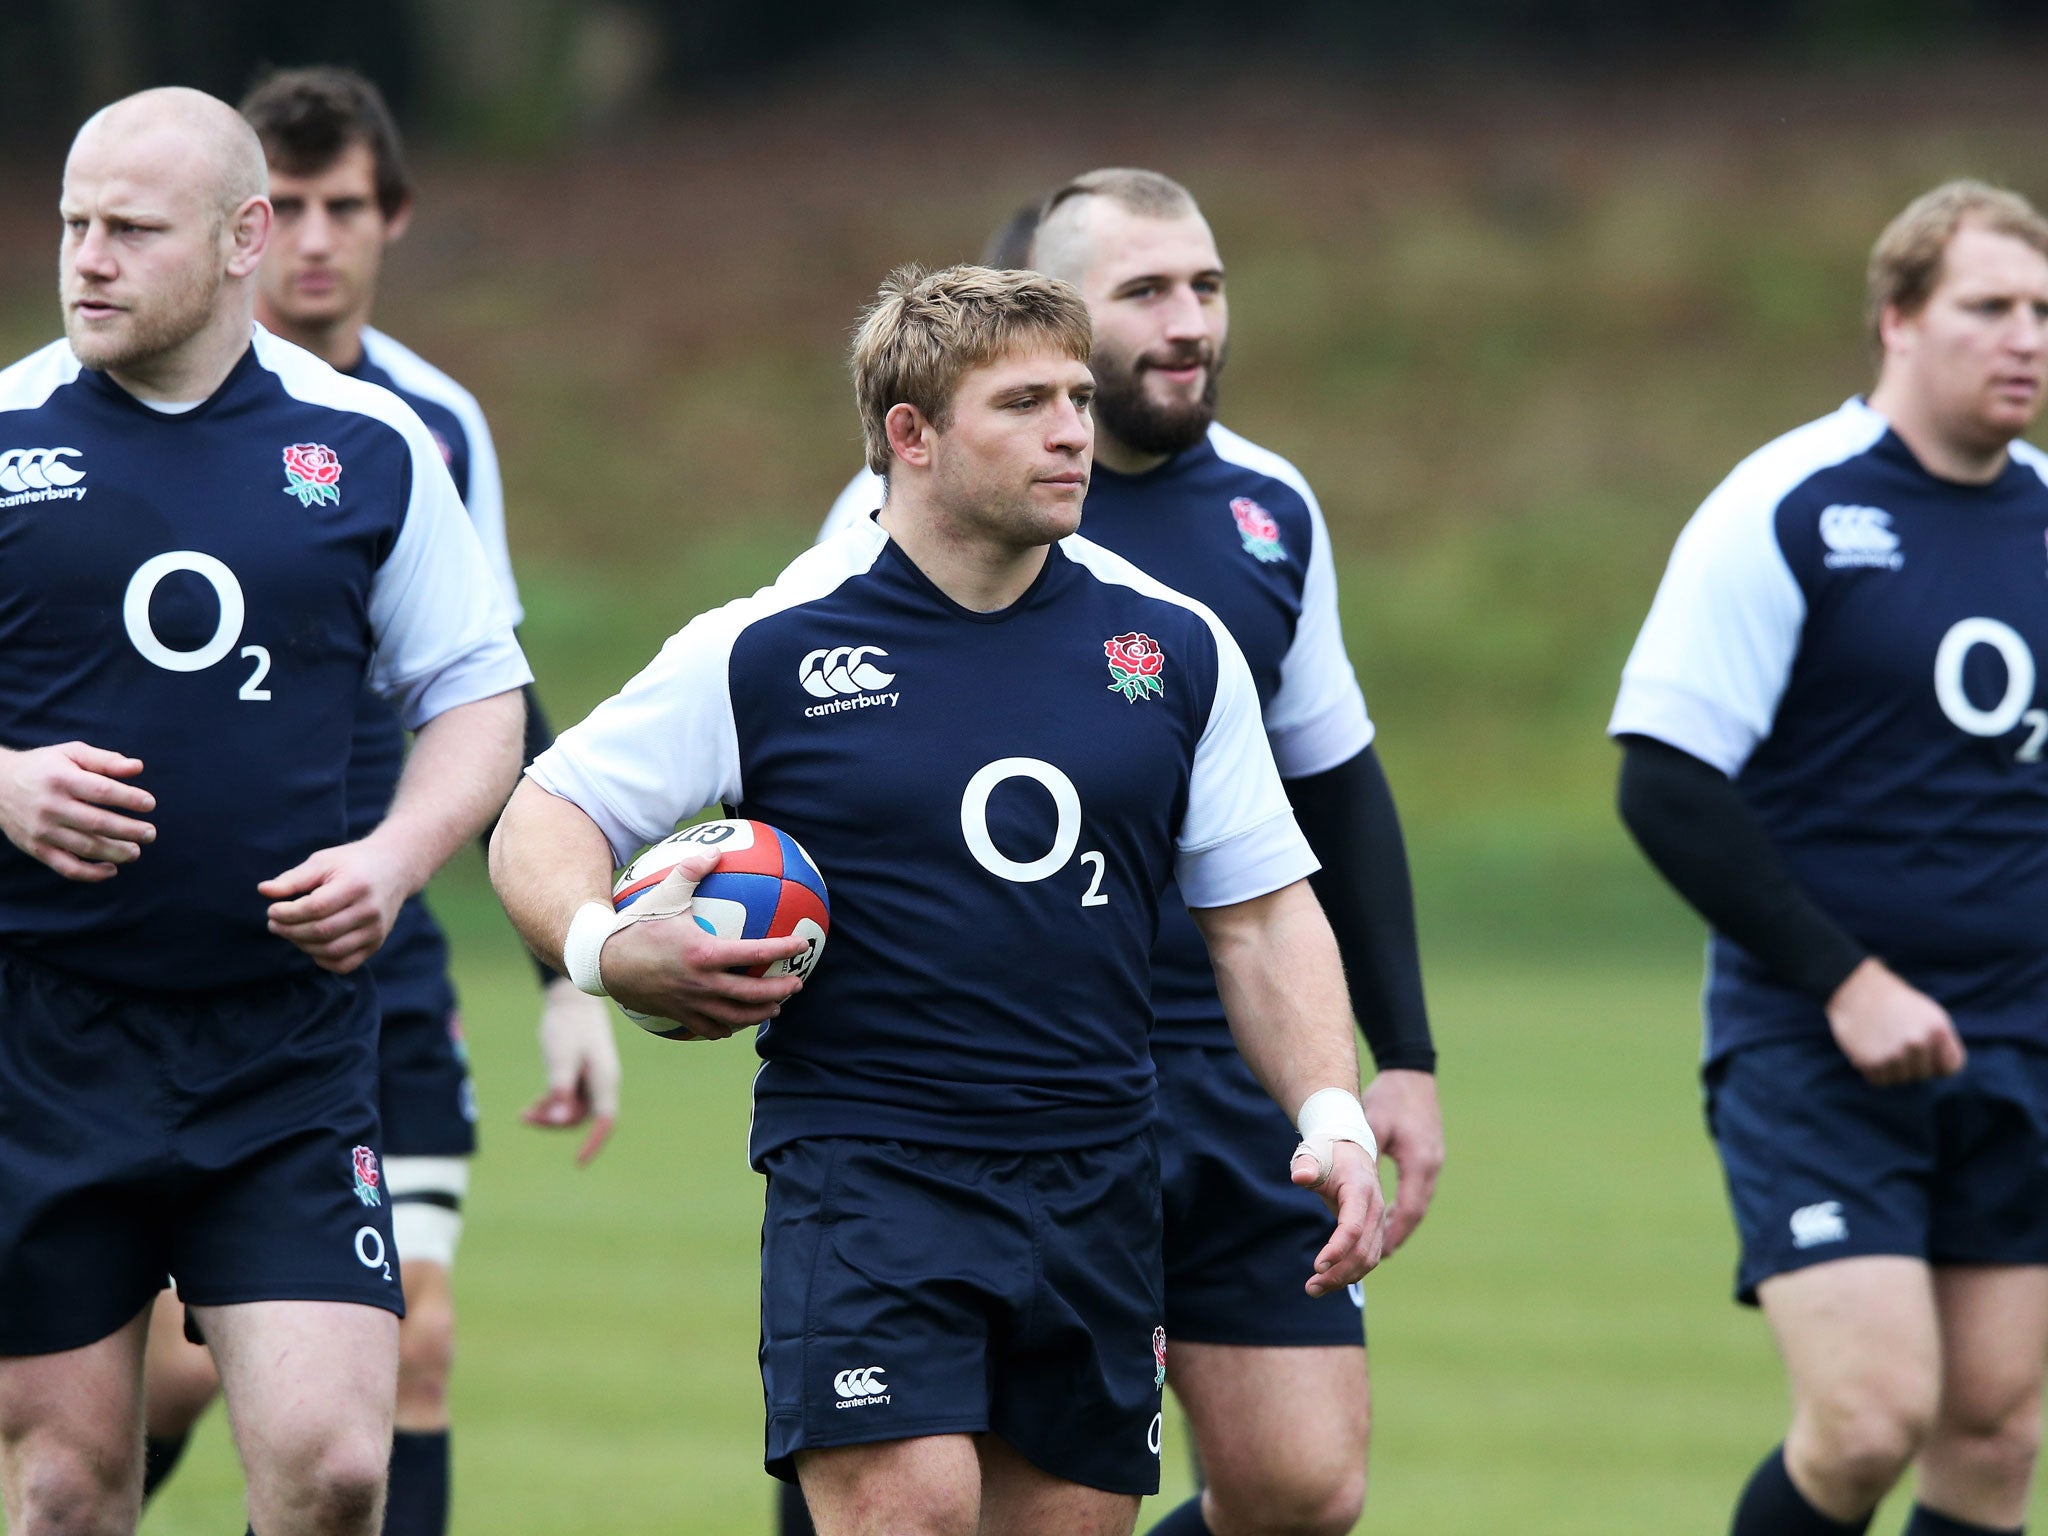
[395,1289,456,1412]
[267,1433,388,1536]
[8,1448,136,1536]
[1207,1458,1367,1536]
[1930,1390,2042,1489]
[1793,1388,1935,1505]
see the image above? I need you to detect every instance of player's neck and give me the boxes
[877,496,1051,613]
[256,305,367,373]
[1090,427,1170,477]
[105,301,254,405]
[1867,385,2012,485]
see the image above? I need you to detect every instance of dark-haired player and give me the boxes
[493,263,1386,1536]
[822,170,1438,1536]
[0,87,527,1536]
[1615,180,2048,1536]
[132,67,618,1536]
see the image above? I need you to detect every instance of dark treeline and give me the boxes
[5,0,2046,144]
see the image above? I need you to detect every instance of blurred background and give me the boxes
[5,3,2048,1532]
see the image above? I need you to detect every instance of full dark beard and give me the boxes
[1093,353,1221,459]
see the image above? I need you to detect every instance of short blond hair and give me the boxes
[850,264,1093,475]
[1868,180,2048,348]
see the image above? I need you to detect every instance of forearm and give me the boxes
[1616,733,1866,1000]
[481,683,563,987]
[488,777,619,971]
[368,689,525,896]
[1195,879,1362,1115]
[1284,745,1435,1072]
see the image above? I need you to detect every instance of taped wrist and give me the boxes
[563,901,623,997]
[1294,1087,1377,1184]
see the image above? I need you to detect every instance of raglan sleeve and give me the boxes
[524,606,747,866]
[365,417,531,729]
[1263,478,1375,778]
[1175,608,1321,909]
[1608,478,1806,777]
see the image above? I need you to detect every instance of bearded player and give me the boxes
[135,68,618,1536]
[821,170,1439,1536]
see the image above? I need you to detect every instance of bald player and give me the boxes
[0,88,527,1536]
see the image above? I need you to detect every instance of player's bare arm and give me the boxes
[0,742,156,882]
[490,778,806,1040]
[262,687,525,972]
[1193,878,1388,1290]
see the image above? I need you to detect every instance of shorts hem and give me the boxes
[175,1283,406,1319]
[1165,1325,1366,1349]
[0,1289,160,1358]
[765,1414,988,1481]
[1736,1241,1923,1306]
[988,1425,1161,1497]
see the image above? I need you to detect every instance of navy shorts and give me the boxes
[0,949,404,1355]
[1157,1043,1365,1347]
[1706,1035,2048,1305]
[378,1005,477,1159]
[759,1133,1166,1495]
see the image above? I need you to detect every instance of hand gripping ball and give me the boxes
[609,819,830,1033]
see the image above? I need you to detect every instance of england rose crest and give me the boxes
[1152,1326,1167,1387]
[1230,496,1286,564]
[351,1144,382,1207]
[282,442,342,507]
[1105,632,1165,702]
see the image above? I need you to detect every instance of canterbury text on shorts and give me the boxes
[1157,1042,1365,1346]
[1707,1034,2048,1304]
[759,1132,1167,1494]
[0,948,403,1354]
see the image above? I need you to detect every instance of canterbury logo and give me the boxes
[833,1366,887,1398]
[0,447,84,493]
[800,645,896,698]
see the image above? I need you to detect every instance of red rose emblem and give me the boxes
[1231,496,1280,544]
[1104,632,1166,701]
[1105,632,1164,677]
[282,443,343,506]
[352,1145,380,1190]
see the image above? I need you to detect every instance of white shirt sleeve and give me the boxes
[1608,478,1806,776]
[524,608,747,865]
[366,423,531,729]
[1263,479,1376,778]
[818,467,886,544]
[1177,612,1321,908]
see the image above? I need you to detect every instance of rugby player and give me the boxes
[819,170,1439,1536]
[134,68,619,1536]
[1613,181,2048,1536]
[0,87,528,1536]
[491,264,1387,1536]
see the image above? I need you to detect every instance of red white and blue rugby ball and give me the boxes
[610,819,829,1029]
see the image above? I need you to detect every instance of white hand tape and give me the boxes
[1293,1086,1378,1185]
[563,867,703,998]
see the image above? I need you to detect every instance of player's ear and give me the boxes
[1877,300,1918,359]
[383,195,415,245]
[225,195,272,278]
[885,403,933,470]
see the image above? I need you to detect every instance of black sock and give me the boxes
[1903,1507,2022,1536]
[382,1429,449,1536]
[778,1476,817,1536]
[142,1433,189,1503]
[1730,1446,1872,1535]
[1144,1495,1215,1536]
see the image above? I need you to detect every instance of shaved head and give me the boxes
[1032,168,1201,287]
[60,86,273,396]
[72,86,268,225]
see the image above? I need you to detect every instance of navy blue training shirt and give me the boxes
[819,424,1373,1048]
[1613,397,2048,1061]
[530,522,1316,1163]
[0,328,530,992]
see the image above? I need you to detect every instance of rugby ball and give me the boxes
[610,818,829,1033]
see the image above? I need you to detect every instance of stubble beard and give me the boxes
[64,258,226,378]
[1092,341,1224,459]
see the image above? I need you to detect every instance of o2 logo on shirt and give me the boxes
[959,757,1110,908]
[121,551,271,701]
[1934,616,2048,761]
